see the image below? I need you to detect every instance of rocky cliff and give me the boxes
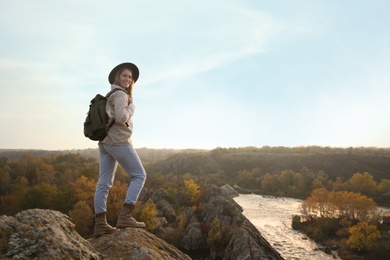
[0,209,190,259]
[0,184,283,259]
[144,184,283,259]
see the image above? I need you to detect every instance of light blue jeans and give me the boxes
[94,144,146,214]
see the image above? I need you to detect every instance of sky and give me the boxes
[0,0,389,150]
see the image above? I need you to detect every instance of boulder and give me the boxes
[220,184,239,198]
[0,209,191,260]
[156,199,176,224]
[182,222,208,250]
[232,184,253,194]
[89,228,191,260]
[0,209,102,259]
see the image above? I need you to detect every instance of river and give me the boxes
[234,194,340,260]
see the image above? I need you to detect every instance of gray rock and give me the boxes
[224,220,283,260]
[89,228,191,260]
[220,184,239,198]
[0,209,102,259]
[0,209,191,260]
[156,199,176,224]
[199,185,283,259]
[176,184,283,259]
[182,222,208,250]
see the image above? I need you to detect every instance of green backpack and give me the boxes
[83,88,127,141]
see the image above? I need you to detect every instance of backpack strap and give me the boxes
[106,88,129,128]
[106,87,128,98]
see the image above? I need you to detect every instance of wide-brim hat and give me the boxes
[108,62,139,84]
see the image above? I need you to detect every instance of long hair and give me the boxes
[114,67,135,96]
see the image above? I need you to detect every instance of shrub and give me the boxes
[292,215,306,231]
[307,225,327,242]
[207,218,235,250]
[346,222,380,252]
[68,200,94,237]
[133,199,158,232]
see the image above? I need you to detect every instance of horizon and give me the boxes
[1,144,390,152]
[1,1,390,150]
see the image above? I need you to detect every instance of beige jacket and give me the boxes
[100,84,136,145]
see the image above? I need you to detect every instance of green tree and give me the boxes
[16,154,40,185]
[292,172,305,196]
[312,171,329,190]
[235,169,259,190]
[346,222,380,252]
[36,162,56,184]
[0,168,11,195]
[378,179,390,194]
[9,176,29,213]
[21,183,58,210]
[332,177,345,191]
[299,167,315,191]
[166,186,179,205]
[279,170,293,194]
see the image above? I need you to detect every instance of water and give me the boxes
[234,194,339,260]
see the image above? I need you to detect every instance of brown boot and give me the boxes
[93,212,117,237]
[116,203,146,229]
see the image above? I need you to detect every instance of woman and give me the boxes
[93,62,147,237]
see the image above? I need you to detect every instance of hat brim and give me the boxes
[108,62,139,84]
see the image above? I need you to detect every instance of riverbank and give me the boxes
[234,194,340,260]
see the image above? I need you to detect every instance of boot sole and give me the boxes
[116,225,146,229]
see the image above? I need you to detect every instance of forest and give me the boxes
[0,146,389,259]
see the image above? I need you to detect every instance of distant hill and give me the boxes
[148,146,390,181]
[0,148,207,164]
[1,146,389,181]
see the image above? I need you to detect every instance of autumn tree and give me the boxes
[71,176,97,210]
[348,172,377,197]
[346,222,380,252]
[207,218,235,256]
[106,181,128,224]
[68,200,94,237]
[302,188,331,218]
[184,179,201,206]
[301,189,378,221]
[261,173,280,194]
[133,199,158,232]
